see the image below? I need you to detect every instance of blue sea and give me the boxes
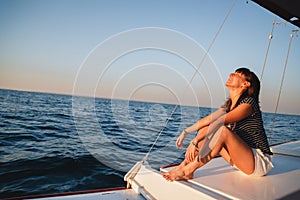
[1,89,299,199]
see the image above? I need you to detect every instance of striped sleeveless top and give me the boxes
[229,96,273,155]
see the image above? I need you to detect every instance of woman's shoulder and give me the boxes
[240,96,255,104]
[240,96,260,111]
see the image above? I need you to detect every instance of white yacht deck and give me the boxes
[161,143,300,199]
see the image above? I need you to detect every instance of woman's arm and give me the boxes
[176,108,225,148]
[224,103,253,124]
[185,108,226,133]
[194,103,254,144]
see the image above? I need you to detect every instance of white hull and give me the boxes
[29,140,300,200]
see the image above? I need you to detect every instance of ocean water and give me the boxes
[0,89,299,199]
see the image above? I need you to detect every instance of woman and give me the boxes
[162,67,273,181]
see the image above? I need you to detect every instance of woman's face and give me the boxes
[225,72,247,89]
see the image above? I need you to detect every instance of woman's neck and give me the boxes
[229,89,243,110]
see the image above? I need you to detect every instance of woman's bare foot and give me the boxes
[162,168,193,181]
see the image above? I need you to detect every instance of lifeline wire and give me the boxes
[142,0,238,163]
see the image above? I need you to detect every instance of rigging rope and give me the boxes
[259,16,282,142]
[260,16,277,81]
[260,17,287,81]
[142,0,238,163]
[268,28,298,143]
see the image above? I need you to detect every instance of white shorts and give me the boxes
[250,148,274,177]
[233,148,273,177]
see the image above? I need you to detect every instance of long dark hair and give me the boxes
[224,67,260,112]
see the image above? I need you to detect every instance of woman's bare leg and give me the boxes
[163,126,255,181]
[162,127,209,181]
[219,147,234,166]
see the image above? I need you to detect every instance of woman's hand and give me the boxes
[176,130,186,148]
[185,142,199,162]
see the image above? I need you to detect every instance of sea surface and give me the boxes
[1,89,299,199]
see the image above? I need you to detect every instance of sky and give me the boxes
[0,0,299,115]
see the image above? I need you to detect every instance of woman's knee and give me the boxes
[217,126,232,140]
[196,127,208,140]
[197,126,208,134]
